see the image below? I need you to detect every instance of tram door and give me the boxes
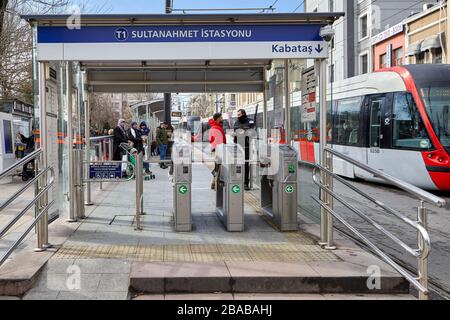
[367,94,392,173]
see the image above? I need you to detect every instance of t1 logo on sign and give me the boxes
[115,28,129,41]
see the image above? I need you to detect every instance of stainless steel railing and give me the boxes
[85,135,114,202]
[0,149,55,266]
[311,146,446,300]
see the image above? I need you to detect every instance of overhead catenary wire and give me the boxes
[293,0,306,13]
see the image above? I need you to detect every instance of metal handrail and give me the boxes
[90,135,113,142]
[0,149,42,180]
[0,166,52,212]
[324,147,446,207]
[0,200,55,266]
[0,167,55,238]
[311,195,429,294]
[312,169,431,258]
[313,146,445,299]
[0,154,55,266]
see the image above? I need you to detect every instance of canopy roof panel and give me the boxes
[22,13,344,27]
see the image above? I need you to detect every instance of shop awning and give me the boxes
[421,34,441,51]
[406,41,423,56]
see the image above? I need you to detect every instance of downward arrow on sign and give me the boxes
[315,44,324,53]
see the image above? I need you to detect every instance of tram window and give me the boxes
[333,97,362,146]
[370,100,382,148]
[392,93,431,150]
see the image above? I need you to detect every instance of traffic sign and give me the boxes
[231,185,241,194]
[285,185,295,194]
[178,185,188,195]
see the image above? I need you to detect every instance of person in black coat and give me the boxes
[128,121,151,174]
[113,119,129,161]
[233,109,255,191]
[127,122,144,154]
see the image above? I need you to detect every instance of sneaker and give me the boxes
[244,185,251,191]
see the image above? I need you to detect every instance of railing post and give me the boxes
[418,201,429,300]
[325,151,336,250]
[135,152,143,230]
[99,144,103,190]
[77,150,86,219]
[317,58,329,247]
[108,137,113,161]
[34,159,45,252]
[85,100,93,206]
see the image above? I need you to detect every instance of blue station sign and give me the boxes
[35,24,328,61]
[38,25,325,43]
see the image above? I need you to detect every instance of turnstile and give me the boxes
[260,144,298,231]
[215,143,245,232]
[172,141,192,232]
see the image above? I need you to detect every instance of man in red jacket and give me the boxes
[208,113,226,190]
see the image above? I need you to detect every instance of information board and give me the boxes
[89,163,123,180]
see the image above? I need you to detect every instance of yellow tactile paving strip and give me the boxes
[53,240,340,263]
[52,177,340,263]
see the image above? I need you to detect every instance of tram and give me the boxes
[235,64,450,191]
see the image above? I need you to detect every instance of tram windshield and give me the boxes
[419,83,450,153]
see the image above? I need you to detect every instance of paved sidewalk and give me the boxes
[13,161,409,300]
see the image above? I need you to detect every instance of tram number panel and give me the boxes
[370,147,381,154]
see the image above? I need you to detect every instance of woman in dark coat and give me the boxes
[113,119,129,161]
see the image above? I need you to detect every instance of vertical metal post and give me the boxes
[38,62,49,248]
[99,145,103,190]
[102,139,107,160]
[108,137,113,161]
[78,149,85,219]
[418,201,429,300]
[67,62,77,222]
[140,158,145,215]
[263,66,269,141]
[34,157,45,252]
[85,99,93,205]
[318,58,328,246]
[135,152,143,230]
[324,151,336,250]
[284,59,291,146]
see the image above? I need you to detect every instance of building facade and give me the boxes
[404,1,448,65]
[372,23,405,71]
[305,0,429,83]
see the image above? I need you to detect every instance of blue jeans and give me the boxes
[159,144,168,161]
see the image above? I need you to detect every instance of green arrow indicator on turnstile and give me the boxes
[179,185,188,195]
[285,185,294,194]
[231,185,241,194]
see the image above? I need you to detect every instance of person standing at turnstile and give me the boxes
[209,113,227,190]
[233,109,255,191]
[156,122,169,169]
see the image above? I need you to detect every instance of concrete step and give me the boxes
[129,261,410,295]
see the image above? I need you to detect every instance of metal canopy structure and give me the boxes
[83,59,269,93]
[22,13,344,26]
[23,13,344,93]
